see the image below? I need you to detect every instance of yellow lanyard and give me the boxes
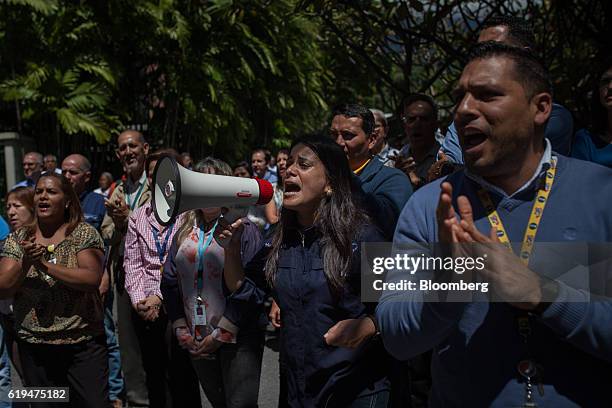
[476,157,557,266]
[353,158,371,175]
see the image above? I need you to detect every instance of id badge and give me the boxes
[193,300,207,327]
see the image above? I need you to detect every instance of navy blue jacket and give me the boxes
[80,190,107,232]
[230,223,390,407]
[356,157,412,240]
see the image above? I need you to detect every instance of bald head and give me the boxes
[62,154,92,195]
[63,154,91,171]
[116,130,149,181]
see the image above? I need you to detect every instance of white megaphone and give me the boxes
[153,156,274,226]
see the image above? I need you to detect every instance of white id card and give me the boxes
[193,301,207,327]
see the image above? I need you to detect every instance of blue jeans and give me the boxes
[104,289,124,401]
[0,325,11,408]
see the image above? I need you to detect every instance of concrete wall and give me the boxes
[0,132,35,194]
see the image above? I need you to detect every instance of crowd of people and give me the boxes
[0,14,610,408]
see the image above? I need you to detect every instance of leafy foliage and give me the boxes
[0,0,609,165]
[308,0,610,129]
[0,0,331,163]
[0,2,120,143]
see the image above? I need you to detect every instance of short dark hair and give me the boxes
[468,41,552,98]
[482,15,536,50]
[399,94,438,120]
[332,104,375,136]
[233,161,253,176]
[251,148,270,163]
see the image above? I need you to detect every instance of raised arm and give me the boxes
[376,182,464,359]
[217,218,247,292]
[264,197,280,225]
[217,218,269,331]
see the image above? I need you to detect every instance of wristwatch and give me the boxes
[366,314,381,338]
[530,279,560,316]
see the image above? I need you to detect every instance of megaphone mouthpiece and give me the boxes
[255,178,274,205]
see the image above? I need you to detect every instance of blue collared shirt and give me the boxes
[263,169,278,185]
[465,138,553,199]
[12,178,35,190]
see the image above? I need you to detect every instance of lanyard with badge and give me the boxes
[151,223,174,275]
[193,220,218,341]
[477,157,557,408]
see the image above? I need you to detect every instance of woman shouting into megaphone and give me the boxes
[217,135,392,408]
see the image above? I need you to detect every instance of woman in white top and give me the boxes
[161,157,265,408]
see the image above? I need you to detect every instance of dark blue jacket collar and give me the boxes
[357,156,383,183]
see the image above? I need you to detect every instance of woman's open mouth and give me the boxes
[38,203,51,213]
[283,181,301,197]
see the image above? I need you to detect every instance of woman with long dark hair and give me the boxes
[219,135,390,407]
[0,173,108,407]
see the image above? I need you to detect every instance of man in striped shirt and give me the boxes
[123,149,201,407]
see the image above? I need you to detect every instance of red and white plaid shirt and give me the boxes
[123,203,183,306]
